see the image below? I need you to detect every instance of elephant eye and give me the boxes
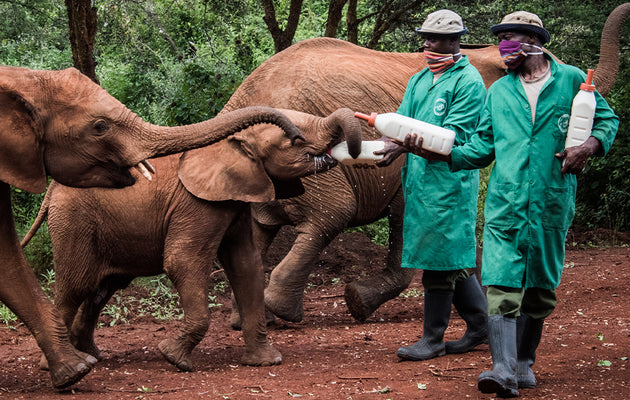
[93,120,109,134]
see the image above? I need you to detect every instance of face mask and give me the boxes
[425,50,460,74]
[499,40,543,69]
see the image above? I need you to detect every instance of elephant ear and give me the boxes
[0,89,46,193]
[178,136,276,202]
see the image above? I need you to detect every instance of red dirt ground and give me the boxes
[0,228,628,399]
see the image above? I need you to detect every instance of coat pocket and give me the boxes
[484,182,515,229]
[542,186,576,230]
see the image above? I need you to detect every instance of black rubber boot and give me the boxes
[516,314,544,389]
[478,315,519,398]
[445,275,488,354]
[397,290,453,361]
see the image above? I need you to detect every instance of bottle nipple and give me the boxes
[354,112,378,127]
[580,69,595,92]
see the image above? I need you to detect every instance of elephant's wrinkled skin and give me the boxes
[1,65,302,388]
[228,4,627,324]
[24,108,363,371]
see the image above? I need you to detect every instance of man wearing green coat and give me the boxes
[376,9,488,361]
[407,11,619,398]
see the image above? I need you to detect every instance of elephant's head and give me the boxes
[178,107,363,202]
[0,66,302,193]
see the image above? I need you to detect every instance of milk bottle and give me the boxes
[329,140,385,165]
[354,112,456,156]
[565,69,597,149]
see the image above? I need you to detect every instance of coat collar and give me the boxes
[505,53,557,100]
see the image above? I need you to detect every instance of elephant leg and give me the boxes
[219,211,281,366]
[157,207,230,372]
[40,276,129,371]
[0,184,95,388]
[345,188,414,321]
[158,264,213,372]
[230,220,279,330]
[71,276,133,358]
[265,225,334,322]
[230,291,276,331]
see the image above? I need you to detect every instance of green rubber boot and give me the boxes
[478,315,519,398]
[397,290,453,361]
[445,275,488,354]
[516,314,544,389]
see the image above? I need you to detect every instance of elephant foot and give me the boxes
[43,340,101,371]
[264,290,304,322]
[158,338,194,372]
[345,281,393,322]
[47,348,97,389]
[72,337,103,361]
[240,343,282,367]
[230,308,277,331]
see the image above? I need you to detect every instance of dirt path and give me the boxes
[0,233,628,399]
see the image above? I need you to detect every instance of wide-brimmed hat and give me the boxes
[491,11,550,44]
[415,9,468,36]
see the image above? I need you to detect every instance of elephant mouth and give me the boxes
[308,152,337,171]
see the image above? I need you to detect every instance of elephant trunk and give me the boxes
[593,3,630,96]
[136,106,303,163]
[322,108,363,158]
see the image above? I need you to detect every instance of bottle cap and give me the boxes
[580,69,595,92]
[354,112,378,127]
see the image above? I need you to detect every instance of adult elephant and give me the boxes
[0,65,301,388]
[22,108,362,372]
[225,2,628,324]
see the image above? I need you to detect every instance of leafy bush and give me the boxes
[346,217,390,247]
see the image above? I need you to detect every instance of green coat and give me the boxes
[398,56,486,271]
[451,55,619,289]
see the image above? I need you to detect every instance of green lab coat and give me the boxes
[397,56,486,271]
[450,55,619,289]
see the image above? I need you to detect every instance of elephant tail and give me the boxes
[20,180,55,248]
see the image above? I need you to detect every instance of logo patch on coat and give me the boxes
[434,98,447,116]
[558,113,570,133]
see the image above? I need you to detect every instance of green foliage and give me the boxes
[98,274,225,327]
[12,187,54,276]
[346,217,390,247]
[0,305,18,327]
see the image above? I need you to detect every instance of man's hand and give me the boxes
[374,136,407,167]
[556,136,602,175]
[403,134,452,163]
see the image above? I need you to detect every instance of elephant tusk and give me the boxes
[135,160,155,181]
[141,159,156,174]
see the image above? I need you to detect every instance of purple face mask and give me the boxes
[499,40,526,69]
[499,40,544,70]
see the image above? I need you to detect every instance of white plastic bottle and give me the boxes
[354,112,456,156]
[329,140,385,165]
[565,69,596,149]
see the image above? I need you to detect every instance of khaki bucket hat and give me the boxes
[491,11,550,44]
[415,9,468,36]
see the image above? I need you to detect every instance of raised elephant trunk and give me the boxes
[136,106,304,163]
[321,107,363,158]
[593,3,630,96]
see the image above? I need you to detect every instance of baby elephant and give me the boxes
[24,108,362,371]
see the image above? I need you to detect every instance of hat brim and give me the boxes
[415,27,468,36]
[490,23,550,44]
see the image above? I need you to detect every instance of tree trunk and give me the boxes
[324,0,348,38]
[261,0,304,53]
[366,0,424,49]
[346,0,358,44]
[65,0,99,84]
